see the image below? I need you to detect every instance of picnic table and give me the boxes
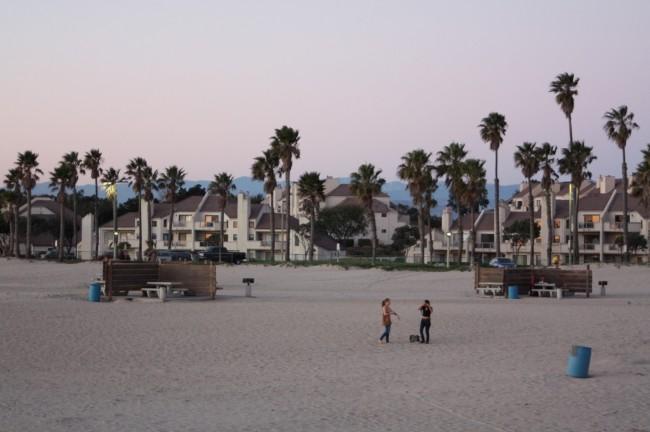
[477,282,504,297]
[143,281,187,301]
[532,281,558,297]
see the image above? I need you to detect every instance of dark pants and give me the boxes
[380,324,391,343]
[420,319,431,343]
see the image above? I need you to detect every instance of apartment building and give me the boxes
[408,175,650,265]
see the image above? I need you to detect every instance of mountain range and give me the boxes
[31,177,520,215]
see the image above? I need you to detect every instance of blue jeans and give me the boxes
[380,324,391,343]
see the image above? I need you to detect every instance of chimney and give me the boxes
[237,192,250,248]
[441,207,453,233]
[598,175,615,194]
[519,181,527,192]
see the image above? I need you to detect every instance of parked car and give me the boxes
[41,248,75,260]
[157,250,194,263]
[198,246,246,264]
[488,257,517,269]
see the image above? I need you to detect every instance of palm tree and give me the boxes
[63,151,85,258]
[16,151,43,258]
[539,143,558,266]
[101,168,123,259]
[478,113,508,257]
[83,149,103,259]
[350,164,386,264]
[437,143,468,264]
[158,166,186,251]
[550,73,580,146]
[557,141,597,264]
[4,168,22,257]
[125,157,149,261]
[461,159,487,267]
[604,105,640,263]
[297,172,325,261]
[142,166,159,250]
[270,126,301,261]
[398,149,433,264]
[252,149,280,262]
[49,163,73,261]
[514,142,542,267]
[209,172,236,263]
[423,171,438,264]
[631,144,650,265]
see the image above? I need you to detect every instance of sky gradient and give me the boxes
[2,0,650,185]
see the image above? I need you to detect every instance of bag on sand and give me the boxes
[410,335,420,343]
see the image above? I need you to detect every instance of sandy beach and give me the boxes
[1,258,649,432]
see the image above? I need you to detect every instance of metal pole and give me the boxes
[446,232,451,268]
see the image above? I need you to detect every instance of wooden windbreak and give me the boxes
[474,265,592,297]
[159,262,216,298]
[105,261,158,299]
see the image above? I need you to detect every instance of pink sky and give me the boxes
[2,0,649,184]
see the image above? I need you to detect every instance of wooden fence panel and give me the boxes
[159,263,217,299]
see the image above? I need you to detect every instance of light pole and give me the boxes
[446,232,451,268]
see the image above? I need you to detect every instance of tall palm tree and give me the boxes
[423,170,438,264]
[437,143,468,264]
[557,141,597,264]
[16,151,43,258]
[49,163,73,261]
[83,149,103,259]
[142,166,159,249]
[539,143,558,266]
[125,157,149,261]
[209,172,236,263]
[461,159,487,267]
[270,126,301,261]
[514,142,542,267]
[102,168,123,259]
[604,105,640,263]
[4,168,22,257]
[297,172,325,261]
[350,163,386,265]
[550,73,579,146]
[158,166,186,251]
[252,149,280,262]
[478,113,508,257]
[398,149,433,264]
[63,151,85,258]
[631,144,650,265]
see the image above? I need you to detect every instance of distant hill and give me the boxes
[31,176,519,214]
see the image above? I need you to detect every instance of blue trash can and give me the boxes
[567,345,592,378]
[508,285,519,299]
[88,282,102,302]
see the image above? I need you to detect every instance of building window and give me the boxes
[554,219,561,229]
[177,233,187,242]
[233,221,238,229]
[381,213,387,218]
[163,219,168,228]
[163,233,169,241]
[152,220,157,227]
[248,234,254,241]
[152,233,157,240]
[233,234,238,241]
[295,234,299,246]
[516,201,523,209]
[249,220,255,229]
[381,229,387,233]
[204,215,217,227]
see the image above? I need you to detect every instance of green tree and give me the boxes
[604,105,640,263]
[478,112,508,257]
[209,172,236,262]
[437,142,468,264]
[83,149,103,259]
[550,73,579,146]
[125,157,149,261]
[398,149,433,264]
[461,158,487,266]
[350,163,386,264]
[270,126,301,261]
[252,149,280,262]
[557,141,597,264]
[315,205,367,244]
[3,168,22,256]
[504,219,541,264]
[49,163,73,261]
[142,166,159,249]
[159,166,186,251]
[539,143,558,266]
[63,151,85,257]
[297,172,325,261]
[423,171,438,264]
[630,144,650,265]
[514,142,542,267]
[391,225,419,253]
[101,168,123,259]
[16,151,43,258]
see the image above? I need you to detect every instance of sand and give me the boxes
[1,258,649,432]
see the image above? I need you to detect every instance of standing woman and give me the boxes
[418,300,432,344]
[379,298,399,344]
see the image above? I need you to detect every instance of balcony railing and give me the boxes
[578,222,601,230]
[196,221,219,229]
[580,243,599,251]
[476,242,495,249]
[172,221,191,228]
[604,221,642,232]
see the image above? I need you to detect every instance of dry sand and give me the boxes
[1,258,649,432]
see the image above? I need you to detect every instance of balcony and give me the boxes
[195,221,219,229]
[580,243,599,251]
[578,222,601,231]
[604,221,642,232]
[475,242,495,250]
[172,221,192,229]
[163,241,188,248]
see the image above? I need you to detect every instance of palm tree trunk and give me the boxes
[168,203,175,251]
[219,207,225,263]
[457,199,463,265]
[72,186,78,259]
[13,205,19,257]
[573,186,580,265]
[94,178,99,260]
[112,197,118,259]
[137,192,143,261]
[622,147,629,264]
[528,178,535,267]
[494,150,501,257]
[270,189,275,263]
[309,205,315,261]
[427,212,433,265]
[568,116,574,145]
[285,171,291,262]
[148,199,153,246]
[418,202,425,264]
[7,210,13,257]
[545,188,552,266]
[26,188,32,259]
[59,199,65,262]
[370,207,377,265]
[469,207,475,267]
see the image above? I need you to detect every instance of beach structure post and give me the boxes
[243,278,254,297]
[567,345,592,378]
[598,280,607,296]
[88,281,102,302]
[556,287,563,299]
